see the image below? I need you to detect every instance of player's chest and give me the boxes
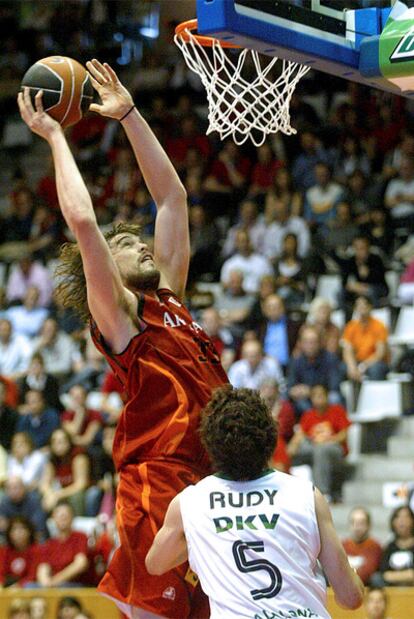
[143,307,220,366]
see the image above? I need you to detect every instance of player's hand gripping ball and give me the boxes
[20,56,93,128]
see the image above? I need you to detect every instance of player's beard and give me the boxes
[128,265,161,292]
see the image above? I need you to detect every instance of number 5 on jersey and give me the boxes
[232,540,282,600]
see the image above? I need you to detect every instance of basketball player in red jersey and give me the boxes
[18,59,228,619]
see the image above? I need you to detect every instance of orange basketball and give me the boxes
[21,56,93,129]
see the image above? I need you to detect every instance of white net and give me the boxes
[174,27,310,146]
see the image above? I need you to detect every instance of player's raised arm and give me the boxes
[145,494,188,575]
[17,88,138,353]
[87,59,189,299]
[315,488,364,610]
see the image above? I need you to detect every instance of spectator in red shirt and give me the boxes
[101,369,123,398]
[166,115,211,172]
[342,507,382,585]
[0,380,18,450]
[61,383,103,448]
[40,428,90,516]
[249,143,284,200]
[35,501,88,588]
[0,516,39,587]
[287,384,351,502]
[0,374,19,408]
[84,518,117,587]
[204,140,251,199]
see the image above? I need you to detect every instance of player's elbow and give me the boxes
[70,213,97,234]
[145,552,165,576]
[336,588,364,610]
[348,590,364,610]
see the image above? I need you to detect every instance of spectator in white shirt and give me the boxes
[7,432,47,492]
[31,318,82,381]
[222,200,265,258]
[0,318,32,380]
[385,156,414,231]
[220,230,273,294]
[305,162,343,230]
[5,286,49,339]
[214,270,256,328]
[6,253,53,308]
[262,193,310,261]
[228,338,284,391]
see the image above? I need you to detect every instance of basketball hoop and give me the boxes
[174,19,310,146]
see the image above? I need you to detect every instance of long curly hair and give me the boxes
[55,222,141,323]
[200,384,277,480]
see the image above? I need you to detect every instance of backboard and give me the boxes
[195,0,414,97]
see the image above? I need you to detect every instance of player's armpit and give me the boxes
[74,218,140,352]
[314,488,364,610]
[145,495,188,576]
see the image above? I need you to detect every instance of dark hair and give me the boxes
[282,232,298,258]
[390,505,414,537]
[57,596,82,611]
[200,384,277,480]
[49,428,74,464]
[30,352,45,366]
[55,222,141,322]
[6,516,35,547]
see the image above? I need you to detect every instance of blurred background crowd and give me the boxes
[0,1,414,614]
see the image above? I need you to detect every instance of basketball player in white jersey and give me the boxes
[146,385,364,619]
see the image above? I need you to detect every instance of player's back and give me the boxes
[180,469,331,619]
[90,288,228,472]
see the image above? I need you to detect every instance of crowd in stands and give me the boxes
[0,0,414,606]
[7,594,93,619]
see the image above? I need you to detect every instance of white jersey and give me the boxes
[180,469,330,619]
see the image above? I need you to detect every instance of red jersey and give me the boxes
[51,446,86,487]
[38,531,88,579]
[0,544,40,586]
[300,404,352,454]
[90,288,228,473]
[61,408,103,435]
[272,436,290,472]
[342,537,382,584]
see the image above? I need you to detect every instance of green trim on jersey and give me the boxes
[214,468,276,481]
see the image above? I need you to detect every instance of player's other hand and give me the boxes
[17,87,62,141]
[87,59,134,120]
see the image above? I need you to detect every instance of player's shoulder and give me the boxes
[273,469,314,494]
[180,473,220,499]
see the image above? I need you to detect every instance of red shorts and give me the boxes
[98,460,209,619]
